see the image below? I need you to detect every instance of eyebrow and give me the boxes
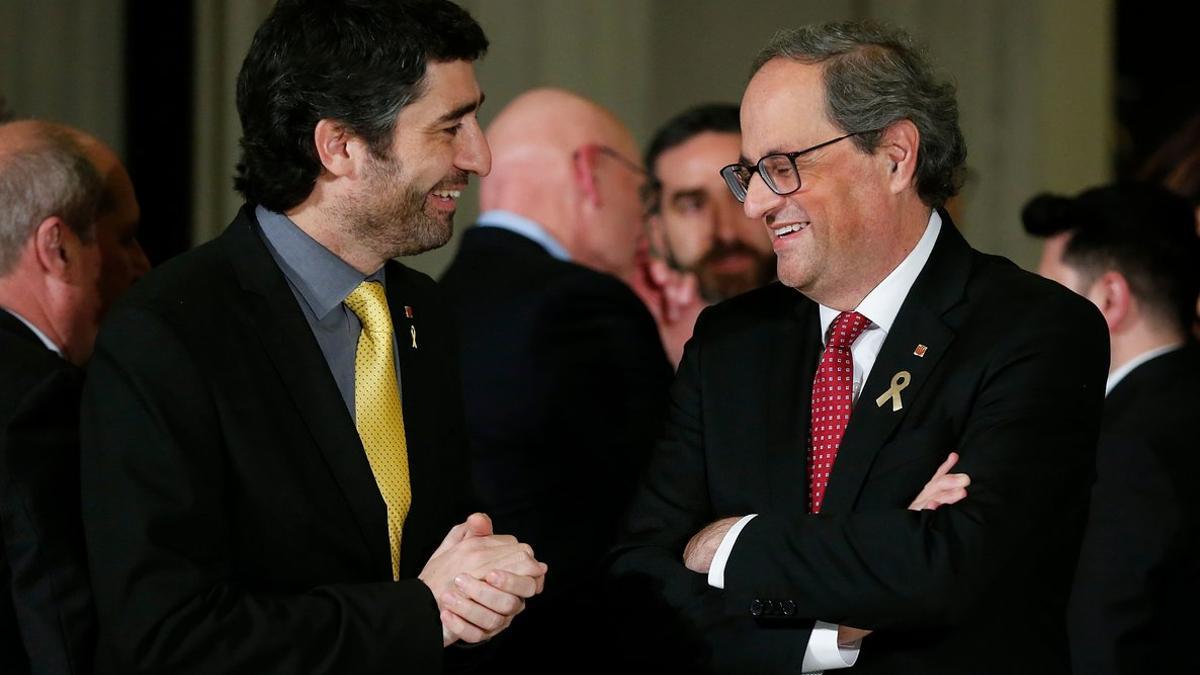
[669,188,707,205]
[435,92,486,126]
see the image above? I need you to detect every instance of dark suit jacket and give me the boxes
[0,310,94,675]
[1068,345,1200,675]
[80,206,473,674]
[438,225,672,669]
[609,217,1110,674]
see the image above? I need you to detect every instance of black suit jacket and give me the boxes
[609,217,1110,674]
[1067,345,1200,675]
[0,310,94,675]
[439,226,672,668]
[80,206,473,674]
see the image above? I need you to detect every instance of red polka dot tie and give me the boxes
[808,311,871,514]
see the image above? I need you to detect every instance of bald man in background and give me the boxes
[439,88,672,670]
[0,120,148,675]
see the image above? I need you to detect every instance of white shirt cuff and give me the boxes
[801,620,861,673]
[706,514,757,589]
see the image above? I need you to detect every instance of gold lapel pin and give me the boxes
[913,344,928,358]
[875,370,911,412]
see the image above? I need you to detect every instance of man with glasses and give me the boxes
[610,21,1108,673]
[439,88,672,671]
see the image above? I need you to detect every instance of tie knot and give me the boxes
[344,281,392,336]
[827,311,870,350]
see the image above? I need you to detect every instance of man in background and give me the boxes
[440,87,672,670]
[634,103,776,366]
[80,2,544,673]
[1023,183,1200,675]
[1,119,148,675]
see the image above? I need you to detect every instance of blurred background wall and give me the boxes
[3,0,1194,275]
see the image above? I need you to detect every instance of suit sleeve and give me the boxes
[0,369,94,675]
[606,308,814,672]
[722,290,1110,630]
[80,306,442,674]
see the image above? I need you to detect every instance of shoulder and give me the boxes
[692,282,811,343]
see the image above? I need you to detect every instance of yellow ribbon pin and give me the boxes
[875,371,911,412]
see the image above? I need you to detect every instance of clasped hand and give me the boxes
[419,513,547,647]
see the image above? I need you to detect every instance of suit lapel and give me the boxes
[766,294,823,511]
[222,207,390,572]
[821,216,971,512]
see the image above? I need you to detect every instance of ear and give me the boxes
[313,119,362,179]
[1087,270,1133,332]
[31,216,73,280]
[877,120,919,194]
[573,145,602,208]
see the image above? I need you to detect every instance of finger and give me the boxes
[440,609,486,644]
[456,574,529,615]
[464,513,493,538]
[932,451,959,479]
[441,590,508,636]
[483,569,540,599]
[470,550,546,579]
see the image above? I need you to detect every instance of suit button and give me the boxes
[782,600,796,617]
[763,600,777,616]
[750,599,764,617]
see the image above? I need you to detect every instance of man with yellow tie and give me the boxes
[79,2,545,673]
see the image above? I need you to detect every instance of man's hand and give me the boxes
[908,452,970,511]
[419,513,548,647]
[682,516,741,574]
[628,244,706,368]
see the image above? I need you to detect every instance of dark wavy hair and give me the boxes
[233,0,488,211]
[643,103,741,215]
[1023,182,1200,332]
[751,21,966,209]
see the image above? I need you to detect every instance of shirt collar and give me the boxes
[1105,343,1183,395]
[476,209,572,261]
[4,308,63,356]
[818,210,942,342]
[255,205,384,319]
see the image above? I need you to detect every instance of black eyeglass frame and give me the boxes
[719,130,875,203]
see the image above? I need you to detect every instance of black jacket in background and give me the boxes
[1068,345,1200,675]
[440,225,672,670]
[0,309,94,675]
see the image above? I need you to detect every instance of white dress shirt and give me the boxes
[707,210,942,673]
[3,307,64,356]
[1105,343,1182,396]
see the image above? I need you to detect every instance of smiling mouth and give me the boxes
[431,189,462,200]
[770,222,809,240]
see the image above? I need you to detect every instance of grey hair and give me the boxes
[751,21,966,208]
[0,123,104,275]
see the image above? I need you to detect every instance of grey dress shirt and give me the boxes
[255,205,401,420]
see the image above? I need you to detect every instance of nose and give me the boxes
[742,173,783,223]
[457,118,491,177]
[714,193,744,243]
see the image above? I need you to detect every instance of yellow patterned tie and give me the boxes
[344,281,411,581]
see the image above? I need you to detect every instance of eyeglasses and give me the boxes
[577,144,657,214]
[719,131,870,203]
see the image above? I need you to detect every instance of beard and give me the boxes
[339,150,466,259]
[692,240,776,303]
